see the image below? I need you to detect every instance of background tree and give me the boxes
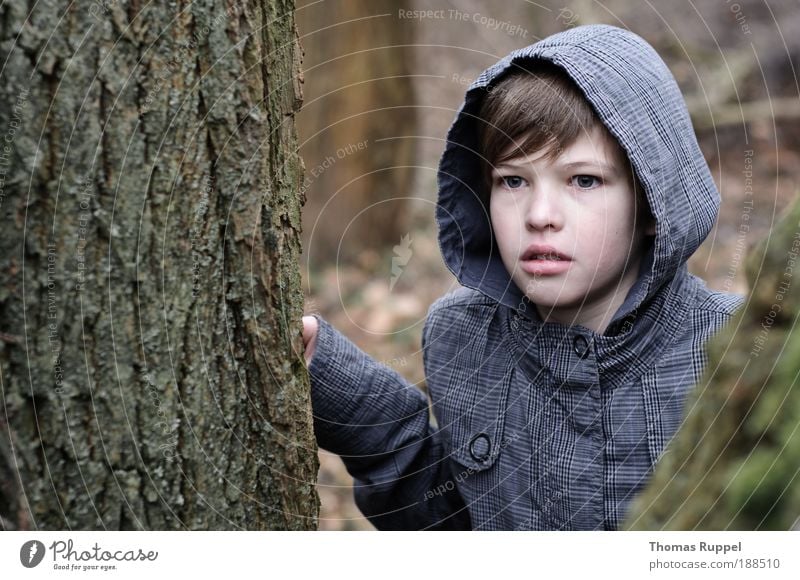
[296,0,417,267]
[0,0,318,530]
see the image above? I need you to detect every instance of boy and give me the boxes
[302,24,745,530]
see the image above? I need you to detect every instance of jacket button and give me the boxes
[469,433,491,462]
[573,335,591,358]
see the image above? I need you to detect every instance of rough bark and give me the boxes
[0,0,319,530]
[625,196,800,531]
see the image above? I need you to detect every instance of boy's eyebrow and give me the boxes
[560,160,620,177]
[492,159,534,170]
[492,158,549,172]
[492,159,621,176]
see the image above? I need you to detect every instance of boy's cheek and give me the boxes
[492,219,523,251]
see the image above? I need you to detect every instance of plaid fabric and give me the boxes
[308,24,746,530]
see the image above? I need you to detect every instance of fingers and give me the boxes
[302,315,319,364]
[302,315,318,344]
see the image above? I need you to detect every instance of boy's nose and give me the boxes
[525,190,563,231]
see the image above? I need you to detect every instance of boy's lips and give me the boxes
[520,244,572,261]
[519,244,572,276]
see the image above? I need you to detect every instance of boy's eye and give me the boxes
[499,175,526,189]
[571,175,602,189]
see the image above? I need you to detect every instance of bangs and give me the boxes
[477,61,605,191]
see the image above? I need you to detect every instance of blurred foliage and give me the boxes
[626,194,800,530]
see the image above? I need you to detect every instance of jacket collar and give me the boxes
[504,264,694,389]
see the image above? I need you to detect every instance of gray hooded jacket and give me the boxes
[308,24,745,530]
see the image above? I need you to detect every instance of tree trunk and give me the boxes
[624,197,800,531]
[0,0,318,530]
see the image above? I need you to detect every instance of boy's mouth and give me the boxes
[520,244,572,276]
[520,244,572,261]
[529,253,564,261]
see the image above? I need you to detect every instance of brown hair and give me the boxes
[476,61,643,206]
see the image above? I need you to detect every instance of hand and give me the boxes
[302,315,319,365]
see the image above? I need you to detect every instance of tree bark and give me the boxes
[0,0,318,530]
[624,197,800,531]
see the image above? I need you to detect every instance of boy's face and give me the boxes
[489,126,655,333]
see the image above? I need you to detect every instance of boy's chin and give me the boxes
[515,279,577,305]
[525,294,585,315]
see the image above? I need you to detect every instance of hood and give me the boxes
[436,24,719,329]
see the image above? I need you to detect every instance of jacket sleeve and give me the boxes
[308,314,471,530]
